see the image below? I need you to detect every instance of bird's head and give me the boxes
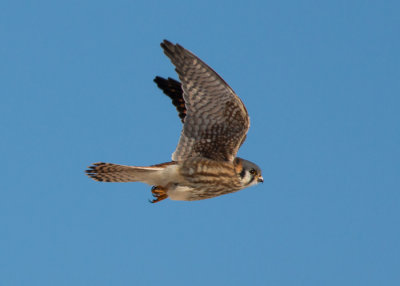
[234,157,263,187]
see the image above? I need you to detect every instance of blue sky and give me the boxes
[1,0,399,285]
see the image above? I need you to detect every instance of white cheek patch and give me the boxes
[240,171,257,187]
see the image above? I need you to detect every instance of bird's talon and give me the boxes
[149,186,168,203]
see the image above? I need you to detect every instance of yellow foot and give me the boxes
[150,186,168,203]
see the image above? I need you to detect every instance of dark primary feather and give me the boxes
[160,40,250,162]
[154,76,186,123]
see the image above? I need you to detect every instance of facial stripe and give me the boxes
[245,174,256,186]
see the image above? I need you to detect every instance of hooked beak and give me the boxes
[257,176,264,183]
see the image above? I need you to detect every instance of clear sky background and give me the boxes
[1,1,399,285]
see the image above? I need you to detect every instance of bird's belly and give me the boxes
[167,184,240,201]
[167,185,195,201]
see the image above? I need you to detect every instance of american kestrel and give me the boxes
[86,40,263,203]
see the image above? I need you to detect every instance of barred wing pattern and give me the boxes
[161,40,250,162]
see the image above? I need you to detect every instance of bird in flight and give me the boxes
[86,40,263,203]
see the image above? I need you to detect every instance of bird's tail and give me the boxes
[85,162,173,184]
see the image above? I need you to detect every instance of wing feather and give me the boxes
[154,76,186,123]
[161,40,250,162]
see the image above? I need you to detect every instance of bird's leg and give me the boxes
[150,186,168,203]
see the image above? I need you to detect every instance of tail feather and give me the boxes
[85,162,164,183]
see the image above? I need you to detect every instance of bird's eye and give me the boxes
[249,168,256,175]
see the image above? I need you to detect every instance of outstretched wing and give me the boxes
[161,40,250,162]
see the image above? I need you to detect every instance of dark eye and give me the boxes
[249,168,256,175]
